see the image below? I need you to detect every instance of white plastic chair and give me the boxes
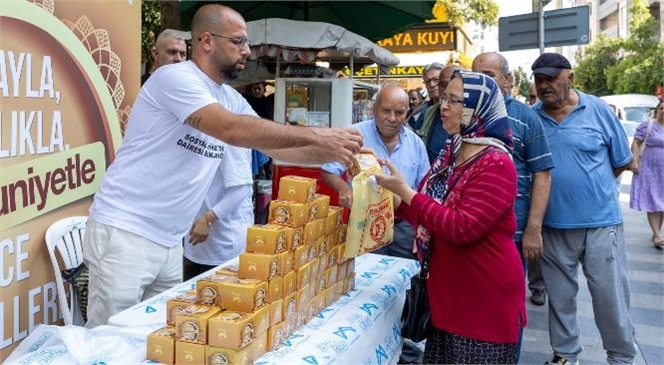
[45,216,88,326]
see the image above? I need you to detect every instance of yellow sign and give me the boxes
[377,26,456,53]
[344,66,427,78]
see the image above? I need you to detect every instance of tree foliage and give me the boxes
[442,0,499,27]
[141,1,161,65]
[574,0,663,96]
[513,67,532,100]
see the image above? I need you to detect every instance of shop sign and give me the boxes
[344,66,426,78]
[377,26,455,53]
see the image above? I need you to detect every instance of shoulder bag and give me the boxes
[639,119,654,157]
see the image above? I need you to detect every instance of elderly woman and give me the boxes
[375,71,526,364]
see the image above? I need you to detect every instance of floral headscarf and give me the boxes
[415,71,514,254]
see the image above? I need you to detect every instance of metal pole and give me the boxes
[538,0,545,54]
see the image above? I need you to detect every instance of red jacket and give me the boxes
[397,148,526,343]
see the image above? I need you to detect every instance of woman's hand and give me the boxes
[373,159,416,205]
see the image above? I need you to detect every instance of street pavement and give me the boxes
[520,171,664,364]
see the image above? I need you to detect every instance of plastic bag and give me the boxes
[344,154,394,258]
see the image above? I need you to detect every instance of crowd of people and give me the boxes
[80,3,658,364]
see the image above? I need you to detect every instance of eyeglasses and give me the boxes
[439,96,465,107]
[208,32,250,49]
[423,76,439,85]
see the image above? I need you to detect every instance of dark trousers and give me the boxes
[373,219,417,260]
[182,256,216,281]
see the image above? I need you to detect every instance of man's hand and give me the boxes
[522,225,543,261]
[312,128,363,165]
[188,215,210,245]
[338,185,353,208]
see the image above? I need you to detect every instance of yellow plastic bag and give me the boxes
[344,154,394,258]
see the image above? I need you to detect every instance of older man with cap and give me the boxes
[530,53,636,365]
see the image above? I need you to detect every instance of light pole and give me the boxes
[533,0,553,54]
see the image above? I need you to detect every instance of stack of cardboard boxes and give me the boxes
[147,175,356,365]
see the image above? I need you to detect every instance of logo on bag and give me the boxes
[369,216,387,242]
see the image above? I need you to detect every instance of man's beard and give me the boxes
[224,66,242,81]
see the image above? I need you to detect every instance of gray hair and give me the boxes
[157,28,191,42]
[422,62,445,76]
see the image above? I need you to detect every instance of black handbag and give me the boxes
[401,247,431,342]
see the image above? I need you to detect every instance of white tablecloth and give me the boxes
[6,254,418,364]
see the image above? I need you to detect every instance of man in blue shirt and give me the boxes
[322,84,429,364]
[472,52,554,308]
[531,53,635,365]
[323,84,429,259]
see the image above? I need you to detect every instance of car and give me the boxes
[620,119,639,147]
[601,94,658,123]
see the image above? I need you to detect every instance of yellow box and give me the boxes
[204,343,252,365]
[296,261,312,291]
[309,257,320,287]
[305,299,318,321]
[346,257,356,275]
[146,326,175,365]
[337,224,347,244]
[326,249,339,272]
[324,267,338,288]
[282,292,298,325]
[325,282,340,307]
[307,243,318,263]
[219,278,268,312]
[176,341,205,365]
[207,310,260,350]
[267,322,286,351]
[344,272,356,293]
[196,274,237,306]
[296,285,311,314]
[282,270,297,297]
[239,253,281,281]
[269,299,283,326]
[290,226,304,249]
[334,243,347,265]
[304,219,322,245]
[277,175,317,203]
[268,200,308,227]
[278,250,294,275]
[293,244,310,270]
[254,305,271,336]
[312,293,325,314]
[251,331,268,362]
[267,276,283,303]
[337,260,348,281]
[167,290,197,326]
[246,224,291,254]
[315,274,327,295]
[308,194,330,222]
[175,304,222,344]
[326,206,344,235]
[348,153,381,177]
[215,263,240,276]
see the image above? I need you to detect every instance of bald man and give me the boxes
[141,29,188,85]
[84,4,362,327]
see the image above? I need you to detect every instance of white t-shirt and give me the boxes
[90,61,257,247]
[184,144,254,265]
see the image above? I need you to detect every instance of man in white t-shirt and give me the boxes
[183,144,254,280]
[83,3,363,328]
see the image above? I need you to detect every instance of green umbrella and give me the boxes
[178,1,436,42]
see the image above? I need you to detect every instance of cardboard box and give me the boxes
[207,310,260,350]
[215,263,240,277]
[282,293,298,325]
[175,304,222,344]
[315,274,327,295]
[277,175,317,203]
[346,257,356,275]
[219,278,268,312]
[267,322,286,351]
[282,270,297,297]
[326,206,344,235]
[246,224,291,254]
[146,326,175,364]
[254,305,271,335]
[325,282,340,307]
[269,299,283,326]
[324,267,338,288]
[176,341,205,365]
[348,153,381,177]
[308,194,330,221]
[334,243,347,265]
[167,290,197,326]
[337,224,347,244]
[268,200,308,227]
[326,249,339,272]
[196,274,237,306]
[309,257,320,287]
[267,276,283,303]
[296,285,311,315]
[239,253,281,281]
[337,260,348,281]
[293,244,310,270]
[290,226,304,249]
[303,219,322,245]
[296,261,312,291]
[344,272,356,293]
[251,331,268,361]
[278,250,294,275]
[204,343,251,365]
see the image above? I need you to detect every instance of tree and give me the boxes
[141,1,161,67]
[512,67,532,100]
[432,0,499,27]
[574,0,663,96]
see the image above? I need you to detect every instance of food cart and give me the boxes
[241,18,400,215]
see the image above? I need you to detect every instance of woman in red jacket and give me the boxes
[376,71,526,364]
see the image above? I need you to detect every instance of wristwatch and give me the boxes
[205,212,214,228]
